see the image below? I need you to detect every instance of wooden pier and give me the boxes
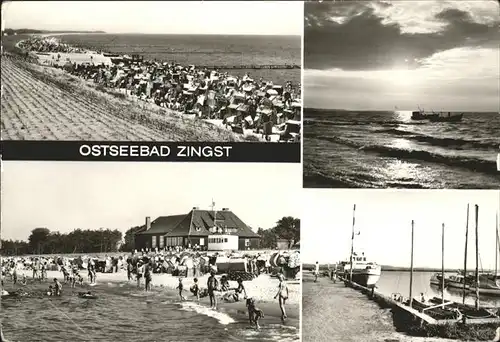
[341,277,500,327]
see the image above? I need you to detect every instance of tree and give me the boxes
[28,227,51,254]
[121,226,143,252]
[273,216,300,247]
[257,216,300,249]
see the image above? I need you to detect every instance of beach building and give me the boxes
[134,207,260,251]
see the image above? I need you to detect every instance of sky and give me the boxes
[1,162,301,241]
[1,1,302,36]
[304,0,500,112]
[302,189,500,271]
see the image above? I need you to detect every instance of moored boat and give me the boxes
[342,252,381,288]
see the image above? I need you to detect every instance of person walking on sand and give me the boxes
[274,274,288,323]
[314,261,320,282]
[207,270,219,309]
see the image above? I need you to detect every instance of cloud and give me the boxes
[304,0,500,70]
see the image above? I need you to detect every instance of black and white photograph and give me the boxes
[0,162,301,342]
[302,189,500,342]
[303,0,500,189]
[1,1,301,143]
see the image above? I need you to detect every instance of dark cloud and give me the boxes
[304,1,500,70]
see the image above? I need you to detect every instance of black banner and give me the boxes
[0,141,301,163]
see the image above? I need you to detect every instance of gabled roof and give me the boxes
[136,215,186,235]
[165,209,259,238]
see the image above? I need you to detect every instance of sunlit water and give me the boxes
[1,280,298,342]
[304,110,500,189]
[58,34,301,85]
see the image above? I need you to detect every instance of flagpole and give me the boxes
[463,204,469,304]
[349,204,356,284]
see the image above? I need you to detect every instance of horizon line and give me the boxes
[3,28,300,37]
[304,107,499,114]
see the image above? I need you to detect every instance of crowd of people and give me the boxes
[18,36,302,141]
[1,248,294,323]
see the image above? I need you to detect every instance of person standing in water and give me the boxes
[207,270,218,309]
[314,261,320,282]
[53,278,62,296]
[190,278,200,301]
[136,262,144,288]
[177,278,186,301]
[274,274,288,323]
[144,263,152,292]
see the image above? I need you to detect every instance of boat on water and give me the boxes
[342,205,382,288]
[470,273,500,297]
[411,110,438,120]
[428,112,463,122]
[342,252,381,288]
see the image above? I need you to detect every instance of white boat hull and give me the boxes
[344,267,381,288]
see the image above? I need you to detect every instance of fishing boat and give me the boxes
[446,272,472,290]
[342,205,381,288]
[430,272,445,287]
[469,273,500,297]
[428,112,463,122]
[410,107,438,120]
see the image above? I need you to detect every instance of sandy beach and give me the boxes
[1,55,246,141]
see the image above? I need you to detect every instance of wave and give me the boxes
[376,128,499,151]
[314,135,498,175]
[304,119,425,127]
[178,301,235,325]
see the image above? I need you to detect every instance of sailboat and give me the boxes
[342,205,382,288]
[470,212,500,297]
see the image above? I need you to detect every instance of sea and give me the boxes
[57,34,301,86]
[303,110,500,189]
[1,281,298,342]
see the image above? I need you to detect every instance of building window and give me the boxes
[245,239,250,247]
[152,236,157,248]
[159,236,164,248]
[224,238,228,243]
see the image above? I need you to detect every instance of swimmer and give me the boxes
[78,291,96,299]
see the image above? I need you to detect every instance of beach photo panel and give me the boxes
[0,1,303,162]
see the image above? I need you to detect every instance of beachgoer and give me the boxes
[136,262,144,288]
[233,278,247,302]
[127,261,133,281]
[47,285,53,296]
[177,278,186,301]
[144,263,152,292]
[190,278,200,301]
[53,278,62,296]
[314,261,320,282]
[207,270,218,309]
[274,274,288,322]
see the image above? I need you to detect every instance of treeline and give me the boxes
[1,228,122,256]
[257,216,300,249]
[2,28,105,35]
[2,28,43,35]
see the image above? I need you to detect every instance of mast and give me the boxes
[349,204,356,283]
[475,204,479,310]
[409,220,414,308]
[463,204,469,304]
[496,212,498,276]
[441,223,445,304]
